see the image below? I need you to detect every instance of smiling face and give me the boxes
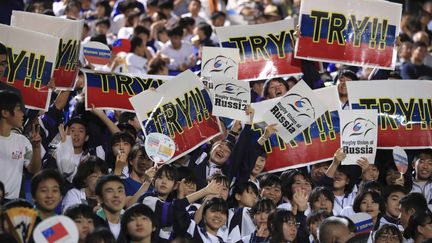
[414,153,432,181]
[333,171,349,191]
[210,141,231,166]
[362,165,379,182]
[33,178,62,214]
[127,214,154,242]
[99,181,126,213]
[236,188,258,208]
[291,174,312,196]
[204,208,227,234]
[251,156,266,177]
[337,75,352,96]
[260,184,282,204]
[267,80,287,99]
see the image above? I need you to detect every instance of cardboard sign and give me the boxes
[295,0,401,69]
[340,110,378,165]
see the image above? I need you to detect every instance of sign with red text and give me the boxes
[295,0,401,69]
[11,10,84,90]
[216,19,301,81]
[130,70,221,162]
[0,24,59,110]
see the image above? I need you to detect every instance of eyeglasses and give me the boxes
[376,234,399,241]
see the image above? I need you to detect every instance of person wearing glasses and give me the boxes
[373,224,403,243]
[267,208,309,243]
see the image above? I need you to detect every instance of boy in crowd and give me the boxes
[0,90,41,199]
[160,25,195,72]
[95,175,127,240]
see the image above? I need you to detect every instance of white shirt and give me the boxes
[0,132,32,199]
[108,221,121,239]
[62,188,87,213]
[160,41,194,71]
[126,53,148,74]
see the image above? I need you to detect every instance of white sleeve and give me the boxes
[22,136,33,167]
[55,136,78,180]
[62,189,83,213]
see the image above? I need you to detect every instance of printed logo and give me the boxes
[286,94,316,120]
[202,55,237,76]
[214,83,248,97]
[342,118,376,137]
[11,151,23,160]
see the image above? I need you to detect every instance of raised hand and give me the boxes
[333,147,346,164]
[292,188,309,212]
[58,123,68,143]
[356,157,370,171]
[30,123,42,148]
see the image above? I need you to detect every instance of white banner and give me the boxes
[262,81,328,143]
[0,24,59,110]
[212,73,250,121]
[130,70,221,162]
[340,110,378,165]
[11,10,84,90]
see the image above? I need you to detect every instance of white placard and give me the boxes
[340,109,378,165]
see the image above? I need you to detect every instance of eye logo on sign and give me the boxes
[215,83,248,97]
[342,118,376,137]
[202,55,237,75]
[286,94,316,120]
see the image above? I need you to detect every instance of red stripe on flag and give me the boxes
[378,124,432,147]
[238,53,302,80]
[296,37,394,67]
[53,66,79,89]
[0,78,49,110]
[265,136,340,172]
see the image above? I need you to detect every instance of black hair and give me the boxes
[96,0,112,18]
[118,112,137,124]
[212,139,234,153]
[280,169,312,200]
[158,0,174,9]
[90,34,108,45]
[308,186,334,212]
[0,91,23,119]
[262,78,289,99]
[249,198,276,216]
[95,174,124,197]
[412,41,428,49]
[400,192,428,212]
[388,71,402,79]
[95,17,111,29]
[178,17,195,29]
[167,25,184,37]
[352,190,385,215]
[207,173,230,188]
[229,181,258,208]
[335,165,355,193]
[85,228,116,243]
[130,35,144,53]
[0,42,6,55]
[64,203,97,221]
[404,210,432,240]
[358,180,382,194]
[110,131,136,149]
[260,174,282,188]
[267,209,297,243]
[127,144,152,172]
[154,164,178,181]
[72,156,109,189]
[31,169,64,198]
[210,11,226,21]
[306,211,330,227]
[176,167,197,184]
[197,22,213,39]
[133,26,150,38]
[3,198,33,210]
[67,115,88,130]
[374,224,403,243]
[117,122,137,139]
[203,197,228,217]
[121,203,157,242]
[381,185,408,203]
[335,69,358,83]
